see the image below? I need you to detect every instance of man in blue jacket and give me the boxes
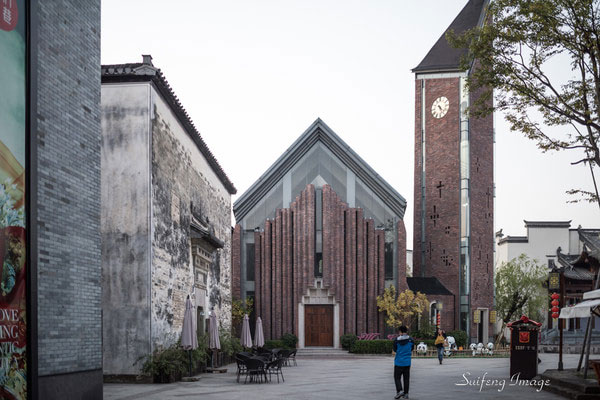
[392,325,413,399]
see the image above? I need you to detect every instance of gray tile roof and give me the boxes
[497,235,527,245]
[525,220,572,228]
[101,56,236,195]
[412,0,488,73]
[556,247,595,281]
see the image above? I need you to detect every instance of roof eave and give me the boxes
[101,63,237,195]
[233,119,407,222]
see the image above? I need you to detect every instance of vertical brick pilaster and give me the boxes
[397,220,408,292]
[285,208,293,335]
[356,210,365,335]
[254,231,262,324]
[413,79,423,278]
[377,230,386,334]
[345,209,357,334]
[264,220,272,339]
[291,199,299,337]
[367,219,377,333]
[307,185,315,295]
[231,224,242,300]
[338,199,346,335]
[274,210,282,338]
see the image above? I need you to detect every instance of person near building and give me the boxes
[434,328,447,365]
[393,325,414,399]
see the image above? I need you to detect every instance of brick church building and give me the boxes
[232,119,408,348]
[412,0,495,343]
[232,0,495,347]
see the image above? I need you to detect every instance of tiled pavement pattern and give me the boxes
[104,353,579,400]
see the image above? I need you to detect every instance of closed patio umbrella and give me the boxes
[254,317,265,348]
[181,296,197,376]
[209,311,220,349]
[208,311,220,368]
[240,314,253,348]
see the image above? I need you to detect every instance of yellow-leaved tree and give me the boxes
[377,286,429,330]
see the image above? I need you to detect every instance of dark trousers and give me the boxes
[437,346,444,361]
[394,365,410,394]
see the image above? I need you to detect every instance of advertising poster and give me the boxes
[0,0,28,399]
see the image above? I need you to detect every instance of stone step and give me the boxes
[297,348,388,358]
[542,382,599,400]
[541,369,600,399]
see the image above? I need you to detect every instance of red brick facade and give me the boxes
[413,75,494,337]
[231,224,242,300]
[246,183,399,340]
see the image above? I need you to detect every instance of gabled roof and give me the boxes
[101,55,236,195]
[578,229,600,259]
[525,220,572,229]
[412,0,488,74]
[407,277,453,296]
[233,118,407,221]
[497,235,527,245]
[556,248,595,281]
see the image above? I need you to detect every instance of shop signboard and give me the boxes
[0,0,28,398]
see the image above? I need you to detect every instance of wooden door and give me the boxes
[305,305,333,347]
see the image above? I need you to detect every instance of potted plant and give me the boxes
[137,345,187,383]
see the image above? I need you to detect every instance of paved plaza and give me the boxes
[104,353,581,400]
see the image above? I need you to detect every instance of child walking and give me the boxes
[392,326,414,399]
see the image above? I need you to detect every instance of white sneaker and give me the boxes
[394,392,404,399]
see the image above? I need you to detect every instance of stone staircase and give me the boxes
[297,347,389,358]
[540,369,600,399]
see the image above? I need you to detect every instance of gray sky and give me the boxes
[101,0,599,245]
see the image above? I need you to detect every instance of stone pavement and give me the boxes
[104,353,581,400]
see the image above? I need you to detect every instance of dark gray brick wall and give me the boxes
[36,0,102,376]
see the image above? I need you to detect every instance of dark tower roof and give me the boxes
[412,0,488,74]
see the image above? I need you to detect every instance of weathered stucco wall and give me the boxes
[150,88,232,347]
[101,83,151,375]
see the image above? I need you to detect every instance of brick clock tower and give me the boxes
[412,0,494,342]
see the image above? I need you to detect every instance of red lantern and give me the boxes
[551,299,559,307]
[552,312,560,319]
[552,306,560,313]
[551,293,560,300]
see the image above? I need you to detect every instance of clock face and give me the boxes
[431,96,449,119]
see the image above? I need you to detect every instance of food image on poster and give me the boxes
[0,0,27,399]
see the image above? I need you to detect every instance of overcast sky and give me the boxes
[102,0,599,246]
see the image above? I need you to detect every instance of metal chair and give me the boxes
[266,357,285,383]
[235,356,248,383]
[244,358,267,384]
[279,349,291,366]
[288,349,297,366]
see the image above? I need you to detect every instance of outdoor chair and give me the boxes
[288,349,297,366]
[256,348,274,361]
[266,357,285,383]
[244,358,267,384]
[235,356,248,383]
[279,349,291,366]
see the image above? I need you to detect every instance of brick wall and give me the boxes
[413,74,495,336]
[36,0,102,378]
[232,225,242,300]
[252,184,392,339]
[468,73,495,336]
